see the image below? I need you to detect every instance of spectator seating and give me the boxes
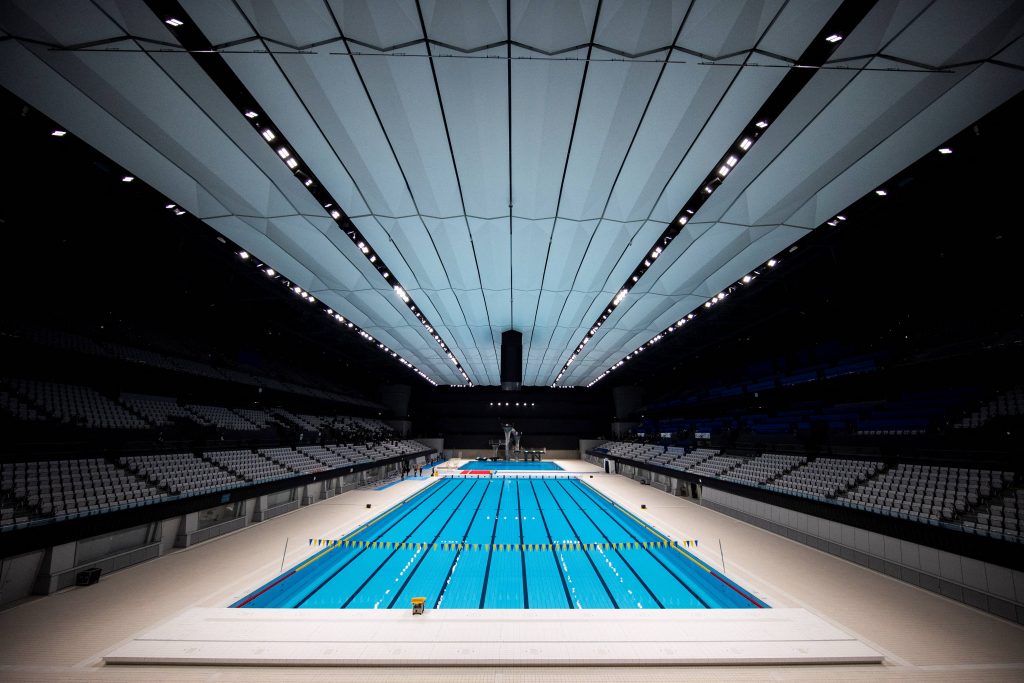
[1,458,163,525]
[846,464,1012,524]
[119,393,195,427]
[205,449,292,482]
[767,458,883,499]
[0,389,47,422]
[688,454,745,478]
[955,387,1024,429]
[184,404,266,431]
[8,380,148,429]
[721,453,807,485]
[120,452,243,496]
[258,447,328,474]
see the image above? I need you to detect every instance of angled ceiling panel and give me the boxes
[509,46,585,220]
[4,1,1022,386]
[432,45,509,219]
[557,48,668,221]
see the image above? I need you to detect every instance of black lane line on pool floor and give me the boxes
[516,478,528,609]
[384,478,481,609]
[580,481,766,608]
[535,479,620,608]
[293,479,459,608]
[567,479,710,609]
[432,478,495,609]
[235,478,446,607]
[552,479,666,609]
[527,478,575,608]
[340,479,471,608]
[477,477,507,608]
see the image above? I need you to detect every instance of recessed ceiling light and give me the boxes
[276,147,290,159]
[244,111,258,119]
[165,18,184,27]
[739,138,752,150]
[875,189,887,196]
[285,157,298,169]
[121,176,134,182]
[261,129,276,142]
[755,120,768,129]
[239,251,249,259]
[50,130,67,137]
[303,178,314,186]
[825,34,843,43]
[938,147,953,154]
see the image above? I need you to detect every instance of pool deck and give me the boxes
[0,460,1021,680]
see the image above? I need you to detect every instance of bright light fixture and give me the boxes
[266,268,275,276]
[285,158,298,169]
[739,138,752,150]
[938,147,952,154]
[755,120,768,129]
[244,111,258,119]
[276,147,290,159]
[725,155,738,167]
[742,275,752,283]
[330,210,340,219]
[875,189,887,196]
[165,18,184,27]
[825,34,843,43]
[717,165,730,177]
[261,129,275,142]
[767,259,777,267]
[303,178,313,186]
[51,130,67,137]
[239,251,249,259]
[121,176,134,182]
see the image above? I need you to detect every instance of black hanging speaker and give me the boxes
[500,330,522,391]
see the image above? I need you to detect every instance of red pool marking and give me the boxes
[462,470,492,475]
[234,570,295,607]
[709,571,764,607]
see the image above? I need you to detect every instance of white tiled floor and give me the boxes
[1,462,1022,681]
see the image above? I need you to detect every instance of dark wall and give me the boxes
[411,386,613,449]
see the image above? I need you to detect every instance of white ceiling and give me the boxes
[1,0,1022,386]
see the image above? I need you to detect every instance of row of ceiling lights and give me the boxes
[489,402,536,406]
[158,12,471,387]
[50,123,440,386]
[584,144,956,388]
[552,29,854,388]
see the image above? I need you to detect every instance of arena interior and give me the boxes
[0,1,1023,681]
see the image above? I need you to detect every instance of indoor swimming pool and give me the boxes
[459,460,564,471]
[234,477,766,610]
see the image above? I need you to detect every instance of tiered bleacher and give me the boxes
[119,393,195,427]
[258,446,329,474]
[721,453,806,485]
[119,452,243,496]
[955,387,1024,429]
[591,440,1020,542]
[766,458,883,499]
[688,454,745,478]
[184,404,265,431]
[205,449,292,482]
[1,458,163,523]
[8,380,148,429]
[845,464,1011,524]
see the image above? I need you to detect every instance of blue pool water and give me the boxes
[235,477,766,609]
[460,460,563,471]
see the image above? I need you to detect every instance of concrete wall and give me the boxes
[415,437,444,454]
[0,459,411,607]
[702,486,1024,625]
[445,448,579,460]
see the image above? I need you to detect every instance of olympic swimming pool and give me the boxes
[235,477,766,609]
[459,460,563,471]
